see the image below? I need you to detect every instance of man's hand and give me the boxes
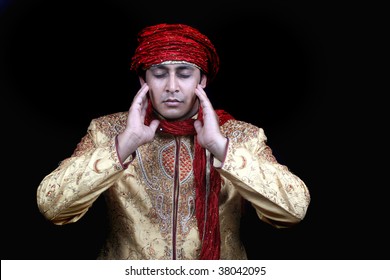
[194,84,228,162]
[117,84,160,161]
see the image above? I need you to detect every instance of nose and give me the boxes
[166,74,179,93]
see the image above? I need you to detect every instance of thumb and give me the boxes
[149,120,160,132]
[194,120,202,134]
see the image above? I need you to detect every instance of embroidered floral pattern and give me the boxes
[37,113,310,260]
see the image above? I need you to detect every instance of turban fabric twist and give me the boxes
[130,23,220,82]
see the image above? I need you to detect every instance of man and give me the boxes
[36,23,310,260]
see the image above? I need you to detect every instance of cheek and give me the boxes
[147,82,164,98]
[181,79,198,91]
[186,84,199,100]
[146,79,162,89]
[148,90,158,104]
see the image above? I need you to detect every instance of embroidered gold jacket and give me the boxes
[36,112,310,259]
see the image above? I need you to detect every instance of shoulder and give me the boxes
[221,119,267,143]
[88,111,128,138]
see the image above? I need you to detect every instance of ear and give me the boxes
[139,76,146,85]
[200,74,207,88]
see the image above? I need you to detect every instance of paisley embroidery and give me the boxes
[136,136,196,240]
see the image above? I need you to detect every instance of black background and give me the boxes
[1,0,388,260]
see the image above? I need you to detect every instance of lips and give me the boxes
[163,99,181,106]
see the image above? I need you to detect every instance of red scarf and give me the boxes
[144,99,234,259]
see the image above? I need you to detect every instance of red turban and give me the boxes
[130,23,220,82]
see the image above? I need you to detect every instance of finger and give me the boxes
[195,84,207,99]
[140,99,148,118]
[195,85,209,106]
[139,83,149,99]
[195,84,214,113]
[133,84,149,104]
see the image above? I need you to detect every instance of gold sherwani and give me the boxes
[36,112,310,259]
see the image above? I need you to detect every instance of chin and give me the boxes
[159,108,186,120]
[164,114,186,121]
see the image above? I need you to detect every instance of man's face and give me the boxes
[143,63,207,121]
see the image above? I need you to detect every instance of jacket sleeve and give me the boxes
[215,120,311,228]
[36,119,129,225]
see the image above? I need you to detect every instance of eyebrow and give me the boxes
[151,64,196,71]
